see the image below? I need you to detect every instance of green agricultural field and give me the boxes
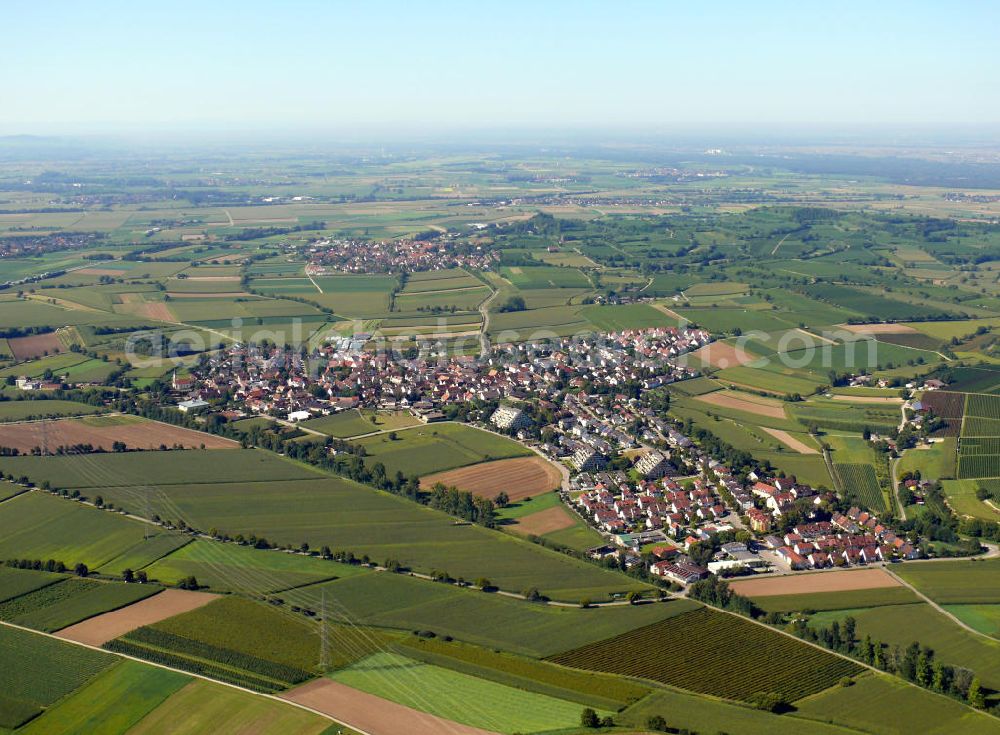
[897,438,957,482]
[287,572,696,657]
[501,265,590,289]
[752,586,920,614]
[78,470,638,602]
[802,283,958,321]
[0,576,160,632]
[396,635,648,710]
[0,448,322,489]
[809,603,1000,703]
[943,604,1000,639]
[548,606,862,702]
[791,399,900,434]
[580,303,674,331]
[795,672,1000,735]
[621,687,860,735]
[673,307,795,334]
[942,480,1000,521]
[895,559,1000,604]
[351,422,531,477]
[0,480,23,502]
[109,596,325,692]
[97,533,192,577]
[0,492,160,570]
[18,660,189,735]
[300,409,377,438]
[757,450,834,488]
[0,566,63,603]
[329,651,602,735]
[487,304,592,339]
[125,678,333,735]
[0,625,115,729]
[0,399,100,422]
[714,365,824,396]
[668,376,722,396]
[143,538,370,593]
[308,274,398,316]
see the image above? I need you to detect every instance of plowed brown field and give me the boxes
[0,416,238,452]
[420,456,561,501]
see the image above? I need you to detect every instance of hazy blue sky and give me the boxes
[3,0,998,134]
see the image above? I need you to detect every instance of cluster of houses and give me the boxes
[574,472,728,537]
[304,236,497,273]
[173,325,926,585]
[180,327,709,429]
[763,508,919,569]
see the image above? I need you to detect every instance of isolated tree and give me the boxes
[122,568,134,583]
[74,563,89,577]
[645,715,667,731]
[580,708,599,728]
[968,677,985,708]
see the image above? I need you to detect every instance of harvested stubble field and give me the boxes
[420,455,561,501]
[56,588,219,646]
[0,415,238,452]
[510,505,576,535]
[761,427,818,454]
[694,390,788,419]
[7,332,65,360]
[689,340,759,368]
[729,568,902,597]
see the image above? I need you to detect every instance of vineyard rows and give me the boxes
[966,393,1000,420]
[959,438,1000,455]
[958,455,1000,480]
[834,463,886,512]
[122,627,311,685]
[546,607,861,702]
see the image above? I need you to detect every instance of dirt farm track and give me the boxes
[420,456,562,501]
